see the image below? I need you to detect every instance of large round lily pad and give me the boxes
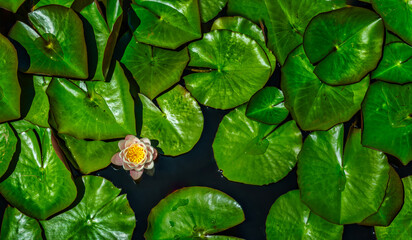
[0,123,17,178]
[131,0,201,49]
[139,85,203,156]
[0,33,20,123]
[184,30,271,109]
[375,176,412,239]
[303,7,384,85]
[362,81,412,165]
[297,124,390,224]
[371,42,412,84]
[281,46,369,131]
[9,5,88,79]
[199,0,227,23]
[41,175,136,239]
[0,206,42,240]
[372,0,412,46]
[121,39,189,100]
[266,190,343,240]
[0,0,25,12]
[0,123,77,220]
[213,105,301,185]
[144,186,245,239]
[47,62,136,140]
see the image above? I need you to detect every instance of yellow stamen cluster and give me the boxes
[126,144,146,164]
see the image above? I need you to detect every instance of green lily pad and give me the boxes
[211,16,276,74]
[131,0,201,49]
[375,176,412,239]
[371,42,412,84]
[144,186,245,239]
[0,123,18,178]
[281,46,369,131]
[199,0,228,23]
[266,190,343,240]
[0,0,25,12]
[139,85,204,156]
[32,0,75,9]
[81,0,123,81]
[0,123,77,220]
[58,133,119,174]
[0,206,42,240]
[246,87,289,125]
[41,175,136,239]
[303,7,384,85]
[8,5,88,79]
[47,62,136,140]
[297,124,390,224]
[372,0,412,46]
[184,30,271,109]
[213,105,301,185]
[23,75,51,128]
[361,167,404,226]
[362,81,412,165]
[0,33,20,123]
[386,31,402,44]
[121,39,189,100]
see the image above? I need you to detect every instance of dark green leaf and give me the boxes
[199,0,227,23]
[0,0,25,12]
[0,206,42,240]
[0,123,17,178]
[33,0,75,9]
[24,76,51,128]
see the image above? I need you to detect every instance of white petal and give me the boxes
[144,161,154,170]
[141,138,151,146]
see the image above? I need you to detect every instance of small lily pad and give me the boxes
[0,206,42,240]
[266,190,343,240]
[23,75,51,128]
[41,175,136,239]
[246,87,289,125]
[297,125,390,224]
[184,30,271,109]
[32,0,75,9]
[139,85,204,156]
[303,7,384,85]
[199,0,228,23]
[0,0,25,12]
[144,186,245,239]
[213,105,301,185]
[362,81,412,165]
[0,123,18,178]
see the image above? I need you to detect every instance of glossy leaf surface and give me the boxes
[266,190,343,240]
[131,0,201,49]
[0,0,25,12]
[121,39,189,100]
[213,105,301,185]
[199,0,227,23]
[144,187,244,239]
[47,62,136,140]
[23,76,51,128]
[185,30,271,109]
[303,7,384,85]
[246,87,288,125]
[362,81,412,165]
[0,123,17,178]
[33,0,75,9]
[281,46,369,131]
[139,85,203,156]
[0,206,42,240]
[297,125,390,224]
[41,175,136,240]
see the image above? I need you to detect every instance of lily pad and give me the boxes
[385,31,402,44]
[297,124,390,224]
[0,0,25,12]
[266,190,343,240]
[303,7,384,85]
[139,85,204,156]
[0,206,42,240]
[23,76,51,128]
[131,0,201,49]
[362,81,412,165]
[199,0,228,23]
[8,5,88,79]
[0,33,20,123]
[0,123,17,178]
[184,30,271,109]
[213,105,302,185]
[361,167,404,226]
[281,46,369,131]
[375,176,412,239]
[58,133,119,174]
[372,0,412,46]
[47,62,136,140]
[371,42,412,84]
[121,39,189,100]
[32,0,75,9]
[0,123,77,220]
[144,186,245,239]
[246,87,289,125]
[41,175,136,239]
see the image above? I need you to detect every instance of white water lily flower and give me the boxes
[111,135,158,180]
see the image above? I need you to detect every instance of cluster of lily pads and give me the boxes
[0,0,411,239]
